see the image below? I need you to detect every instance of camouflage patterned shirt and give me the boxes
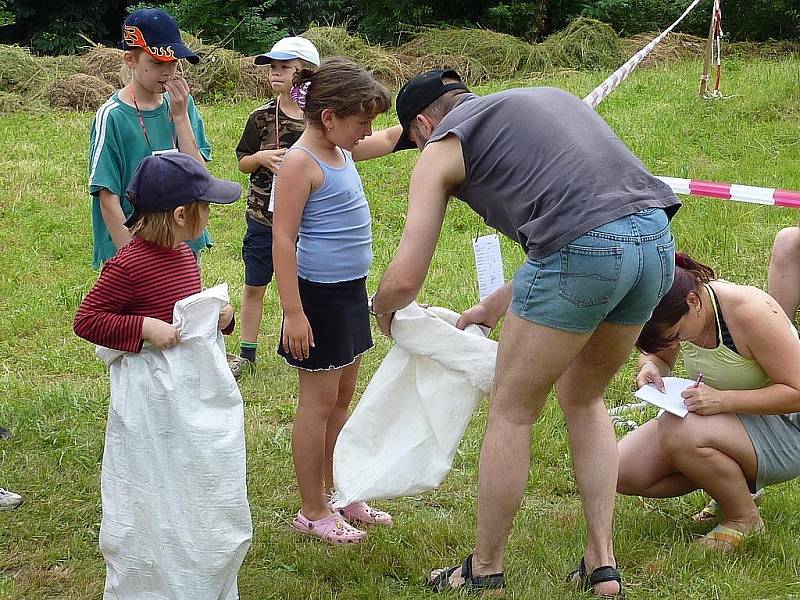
[235,98,306,226]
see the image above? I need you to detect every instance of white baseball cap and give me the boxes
[254,36,320,66]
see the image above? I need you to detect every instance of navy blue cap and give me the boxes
[394,68,468,151]
[119,9,199,65]
[125,152,241,228]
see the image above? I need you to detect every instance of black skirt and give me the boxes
[277,276,373,371]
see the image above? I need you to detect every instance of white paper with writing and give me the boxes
[473,234,504,301]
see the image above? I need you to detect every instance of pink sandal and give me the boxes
[339,501,393,526]
[291,511,366,545]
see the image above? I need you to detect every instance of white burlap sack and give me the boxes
[331,302,498,508]
[96,284,252,600]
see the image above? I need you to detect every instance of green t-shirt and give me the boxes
[87,92,213,269]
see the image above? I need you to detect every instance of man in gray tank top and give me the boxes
[370,69,681,597]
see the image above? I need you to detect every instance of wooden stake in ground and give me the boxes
[699,0,718,95]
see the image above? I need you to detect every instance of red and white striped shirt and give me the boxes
[74,237,202,352]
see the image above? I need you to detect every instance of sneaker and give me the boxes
[0,488,22,510]
[226,353,251,379]
[0,427,11,440]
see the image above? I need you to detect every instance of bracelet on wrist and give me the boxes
[368,294,389,317]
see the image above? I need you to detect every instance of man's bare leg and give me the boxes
[431,313,591,585]
[557,321,646,596]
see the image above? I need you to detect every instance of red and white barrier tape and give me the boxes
[657,176,800,209]
[584,0,705,109]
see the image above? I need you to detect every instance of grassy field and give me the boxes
[1,56,800,599]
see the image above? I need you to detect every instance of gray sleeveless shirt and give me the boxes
[427,88,680,259]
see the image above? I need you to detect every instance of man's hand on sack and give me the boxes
[142,317,181,350]
[375,312,394,338]
[456,282,513,331]
[456,303,498,331]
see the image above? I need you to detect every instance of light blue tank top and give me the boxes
[290,147,372,283]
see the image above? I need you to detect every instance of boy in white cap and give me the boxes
[229,37,320,374]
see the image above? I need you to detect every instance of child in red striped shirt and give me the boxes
[74,152,241,349]
[74,152,245,597]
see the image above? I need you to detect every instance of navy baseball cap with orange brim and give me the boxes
[393,68,468,151]
[119,8,199,65]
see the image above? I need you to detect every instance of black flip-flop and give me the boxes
[427,553,505,595]
[567,556,626,599]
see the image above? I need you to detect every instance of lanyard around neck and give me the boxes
[274,96,280,148]
[129,86,177,152]
[129,86,153,151]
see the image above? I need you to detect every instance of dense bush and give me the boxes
[126,0,288,55]
[0,0,796,56]
[0,0,128,55]
[582,0,800,41]
[353,0,587,43]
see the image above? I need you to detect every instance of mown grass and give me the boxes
[1,56,800,599]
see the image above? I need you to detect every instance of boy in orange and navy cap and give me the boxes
[88,8,217,270]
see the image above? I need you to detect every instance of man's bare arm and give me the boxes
[372,134,466,315]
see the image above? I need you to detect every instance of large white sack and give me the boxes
[96,284,252,600]
[331,302,498,508]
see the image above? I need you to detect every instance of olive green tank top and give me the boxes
[681,284,772,391]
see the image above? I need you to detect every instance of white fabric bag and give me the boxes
[331,302,498,508]
[96,284,252,600]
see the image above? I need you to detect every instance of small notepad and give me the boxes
[473,234,504,301]
[634,376,695,418]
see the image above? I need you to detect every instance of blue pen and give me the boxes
[693,372,704,388]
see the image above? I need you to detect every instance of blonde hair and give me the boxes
[129,202,205,248]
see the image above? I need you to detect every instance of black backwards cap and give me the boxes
[393,68,468,151]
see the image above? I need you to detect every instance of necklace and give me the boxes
[687,284,718,377]
[698,285,720,349]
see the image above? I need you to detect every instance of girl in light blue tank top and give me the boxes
[271,57,405,544]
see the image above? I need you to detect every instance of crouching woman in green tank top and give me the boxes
[617,252,800,551]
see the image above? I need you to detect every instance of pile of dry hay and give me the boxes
[79,46,125,86]
[1,18,793,115]
[47,74,115,111]
[530,18,625,72]
[0,45,83,113]
[302,26,411,89]
[398,28,532,85]
[620,32,706,68]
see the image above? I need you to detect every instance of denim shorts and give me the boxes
[510,208,675,333]
[241,215,275,287]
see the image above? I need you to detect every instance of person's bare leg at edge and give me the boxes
[429,316,641,597]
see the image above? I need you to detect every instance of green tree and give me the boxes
[0,0,127,54]
[127,0,287,55]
